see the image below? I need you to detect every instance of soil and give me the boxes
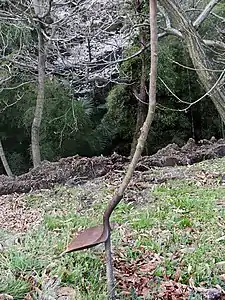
[1,137,225,196]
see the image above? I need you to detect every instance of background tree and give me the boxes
[158,0,225,123]
[31,0,48,167]
[0,0,130,167]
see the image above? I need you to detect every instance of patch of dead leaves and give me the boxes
[0,193,43,233]
[114,245,161,298]
[156,280,189,300]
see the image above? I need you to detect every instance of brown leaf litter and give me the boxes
[0,193,43,233]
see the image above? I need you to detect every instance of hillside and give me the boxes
[0,143,225,299]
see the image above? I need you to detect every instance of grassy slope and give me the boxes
[0,157,225,299]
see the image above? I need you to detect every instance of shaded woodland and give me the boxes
[0,0,224,175]
[0,1,225,299]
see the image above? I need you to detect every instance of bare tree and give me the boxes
[158,0,225,123]
[0,0,54,167]
[1,0,130,166]
[31,0,47,167]
[2,0,223,167]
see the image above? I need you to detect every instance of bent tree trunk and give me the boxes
[159,0,225,124]
[104,0,158,297]
[0,140,13,177]
[31,27,45,168]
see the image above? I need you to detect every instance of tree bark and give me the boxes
[31,26,45,168]
[0,140,13,177]
[130,100,147,157]
[130,4,148,157]
[193,0,221,29]
[130,53,147,157]
[159,0,225,124]
[104,0,158,298]
[105,233,115,299]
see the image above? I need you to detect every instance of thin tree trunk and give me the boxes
[31,27,45,168]
[104,0,158,298]
[130,11,148,157]
[159,0,225,125]
[0,140,13,177]
[105,233,115,299]
[130,100,147,157]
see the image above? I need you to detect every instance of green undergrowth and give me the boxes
[0,158,225,299]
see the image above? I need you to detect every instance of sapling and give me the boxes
[63,0,158,298]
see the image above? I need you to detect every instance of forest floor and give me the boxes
[0,140,225,299]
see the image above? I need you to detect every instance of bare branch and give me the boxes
[193,0,221,28]
[158,67,225,112]
[158,77,190,105]
[169,58,224,72]
[0,80,35,92]
[0,92,25,113]
[203,39,225,49]
[158,5,171,28]
[159,29,225,50]
[185,8,225,22]
[163,27,183,38]
[158,0,225,50]
[0,140,13,177]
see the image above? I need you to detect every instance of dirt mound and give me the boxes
[139,137,225,169]
[0,137,225,196]
[0,154,128,196]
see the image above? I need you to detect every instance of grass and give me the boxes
[128,181,225,285]
[0,158,225,299]
[0,276,30,300]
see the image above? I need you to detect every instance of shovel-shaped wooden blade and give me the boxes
[63,224,108,254]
